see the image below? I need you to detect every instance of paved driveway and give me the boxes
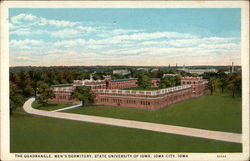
[23,97,241,143]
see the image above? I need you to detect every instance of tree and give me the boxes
[208,77,221,95]
[137,74,152,89]
[217,70,228,93]
[71,86,95,106]
[58,71,67,84]
[10,82,25,114]
[112,74,125,80]
[76,72,90,80]
[23,85,35,97]
[93,73,103,80]
[10,73,21,85]
[28,71,40,95]
[131,70,141,78]
[159,76,180,89]
[191,73,199,77]
[10,94,24,115]
[227,73,242,98]
[47,71,59,85]
[36,81,54,106]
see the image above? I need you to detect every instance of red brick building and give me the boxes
[180,76,208,97]
[49,76,208,109]
[93,85,192,109]
[107,78,138,89]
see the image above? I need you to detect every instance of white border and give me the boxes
[1,1,249,161]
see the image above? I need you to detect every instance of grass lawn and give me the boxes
[10,107,241,153]
[32,101,74,111]
[64,94,242,133]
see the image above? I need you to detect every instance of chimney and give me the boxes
[232,62,234,73]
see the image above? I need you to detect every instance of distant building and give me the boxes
[151,68,159,72]
[225,62,241,74]
[179,68,218,75]
[163,73,180,78]
[103,75,111,80]
[137,68,149,72]
[151,78,160,87]
[113,69,131,75]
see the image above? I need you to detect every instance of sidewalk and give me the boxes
[23,97,242,144]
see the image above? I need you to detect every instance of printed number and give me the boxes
[217,155,226,158]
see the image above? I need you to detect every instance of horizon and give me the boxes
[10,64,241,68]
[10,8,241,66]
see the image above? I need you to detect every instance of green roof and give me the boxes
[111,78,138,82]
[51,84,73,87]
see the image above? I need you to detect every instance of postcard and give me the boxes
[1,1,249,161]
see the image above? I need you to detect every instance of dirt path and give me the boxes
[23,97,241,143]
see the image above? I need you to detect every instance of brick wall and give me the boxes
[93,85,193,109]
[50,77,207,109]
[181,76,208,97]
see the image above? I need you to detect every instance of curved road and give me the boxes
[23,97,241,143]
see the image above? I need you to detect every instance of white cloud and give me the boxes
[51,29,79,38]
[203,37,236,43]
[89,31,196,46]
[38,17,80,27]
[54,39,86,47]
[10,28,31,35]
[97,28,142,37]
[9,13,241,66]
[10,39,46,49]
[11,13,37,24]
[10,28,50,36]
[110,32,195,41]
[138,37,240,49]
[14,56,36,62]
[10,13,80,28]
[111,29,140,34]
[87,45,105,49]
[77,26,97,32]
[198,43,240,50]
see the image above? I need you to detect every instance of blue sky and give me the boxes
[9,8,241,66]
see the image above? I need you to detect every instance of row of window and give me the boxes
[100,98,109,102]
[141,101,150,105]
[127,100,136,104]
[99,98,149,105]
[109,85,137,89]
[111,99,120,103]
[182,81,198,85]
[56,95,69,99]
